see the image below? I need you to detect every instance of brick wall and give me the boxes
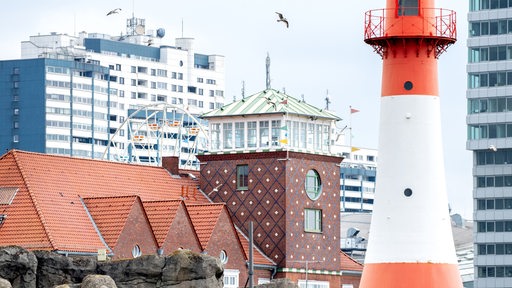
[114,200,158,259]
[161,204,202,254]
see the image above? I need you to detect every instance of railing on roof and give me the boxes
[364,8,456,58]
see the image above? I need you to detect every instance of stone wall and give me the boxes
[0,246,223,288]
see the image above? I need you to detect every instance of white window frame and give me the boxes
[298,280,329,288]
[223,269,239,288]
[304,208,322,233]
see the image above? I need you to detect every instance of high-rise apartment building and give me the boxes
[0,16,225,168]
[468,1,512,287]
[338,147,377,213]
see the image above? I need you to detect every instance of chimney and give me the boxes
[162,156,180,175]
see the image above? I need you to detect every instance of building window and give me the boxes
[223,123,233,149]
[305,170,322,200]
[235,122,245,148]
[223,269,239,288]
[0,215,6,227]
[247,121,257,148]
[237,165,249,190]
[13,135,19,143]
[132,245,141,258]
[397,0,418,16]
[211,123,221,150]
[219,250,228,264]
[298,279,329,288]
[304,208,322,233]
[259,121,269,147]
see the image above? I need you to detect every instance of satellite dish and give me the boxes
[156,28,166,38]
[135,25,145,35]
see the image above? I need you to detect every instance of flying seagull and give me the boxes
[106,8,122,16]
[275,12,289,28]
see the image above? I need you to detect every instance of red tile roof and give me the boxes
[186,204,225,250]
[0,150,209,253]
[340,250,364,272]
[235,226,276,266]
[83,196,139,249]
[142,200,183,246]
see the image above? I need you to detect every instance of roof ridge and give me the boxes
[83,195,139,201]
[11,150,56,249]
[10,149,168,171]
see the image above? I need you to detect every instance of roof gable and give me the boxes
[83,195,139,248]
[143,200,183,246]
[0,149,210,253]
[201,89,340,121]
[186,203,225,250]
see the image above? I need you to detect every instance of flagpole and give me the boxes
[349,106,353,152]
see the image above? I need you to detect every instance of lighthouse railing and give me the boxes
[364,8,456,41]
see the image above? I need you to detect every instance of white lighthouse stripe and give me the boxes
[364,95,458,264]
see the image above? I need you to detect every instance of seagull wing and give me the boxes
[275,12,284,20]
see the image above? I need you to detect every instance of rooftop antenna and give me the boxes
[241,81,246,99]
[181,18,184,38]
[301,94,305,102]
[325,89,331,110]
[266,53,271,90]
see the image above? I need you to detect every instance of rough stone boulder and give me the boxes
[0,247,224,288]
[33,250,97,288]
[80,274,117,288]
[160,250,224,287]
[0,246,37,288]
[97,254,165,288]
[97,249,223,288]
[0,278,12,288]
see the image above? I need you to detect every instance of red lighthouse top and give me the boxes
[364,0,456,58]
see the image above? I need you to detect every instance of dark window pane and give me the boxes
[478,199,487,210]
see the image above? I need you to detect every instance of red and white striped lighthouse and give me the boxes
[361,0,461,287]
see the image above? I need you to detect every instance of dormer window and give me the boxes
[0,187,19,205]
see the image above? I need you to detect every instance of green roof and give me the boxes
[201,89,341,121]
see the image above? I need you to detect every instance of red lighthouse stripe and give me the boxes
[360,262,462,288]
[381,40,439,97]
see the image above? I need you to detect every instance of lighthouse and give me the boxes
[361,0,461,287]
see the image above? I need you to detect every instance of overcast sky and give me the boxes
[0,0,472,218]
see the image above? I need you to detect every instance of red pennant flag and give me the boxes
[350,107,360,114]
[280,99,288,104]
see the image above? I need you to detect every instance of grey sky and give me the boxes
[0,0,472,218]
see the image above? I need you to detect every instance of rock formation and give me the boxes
[0,246,223,288]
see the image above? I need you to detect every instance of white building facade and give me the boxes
[0,17,224,169]
[467,1,512,287]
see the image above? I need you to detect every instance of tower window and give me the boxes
[305,169,322,200]
[398,0,419,16]
[304,208,322,233]
[237,165,249,190]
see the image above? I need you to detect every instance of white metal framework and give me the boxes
[103,103,207,170]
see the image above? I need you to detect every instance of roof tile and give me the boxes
[0,150,209,253]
